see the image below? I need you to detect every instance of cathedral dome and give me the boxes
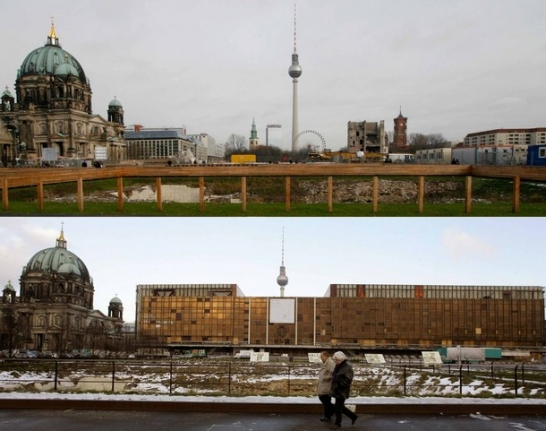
[58,262,83,277]
[110,296,123,305]
[108,98,122,108]
[22,230,91,283]
[53,62,80,79]
[18,23,88,84]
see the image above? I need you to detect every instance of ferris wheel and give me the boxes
[293,130,326,152]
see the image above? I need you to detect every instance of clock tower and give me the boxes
[393,108,408,150]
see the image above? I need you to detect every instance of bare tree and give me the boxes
[0,306,20,357]
[386,131,394,145]
[225,134,248,153]
[408,133,449,152]
[408,133,429,151]
[428,133,450,148]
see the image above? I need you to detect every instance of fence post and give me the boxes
[199,176,205,212]
[514,365,519,396]
[521,364,525,385]
[77,176,84,212]
[156,177,162,212]
[327,176,333,213]
[117,177,124,212]
[372,176,379,213]
[403,366,407,396]
[418,176,425,213]
[287,364,291,395]
[54,361,58,391]
[285,176,291,212]
[512,175,520,213]
[2,177,8,210]
[465,176,472,214]
[228,362,232,395]
[170,361,173,395]
[459,366,463,396]
[111,362,116,393]
[241,176,247,213]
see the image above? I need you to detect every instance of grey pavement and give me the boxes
[1,410,546,431]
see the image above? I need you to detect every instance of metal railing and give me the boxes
[1,359,544,398]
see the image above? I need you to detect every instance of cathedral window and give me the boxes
[56,122,65,134]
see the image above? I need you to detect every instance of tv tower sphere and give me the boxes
[288,54,302,78]
[277,270,288,287]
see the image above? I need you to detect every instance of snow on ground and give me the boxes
[1,392,546,405]
[1,366,545,404]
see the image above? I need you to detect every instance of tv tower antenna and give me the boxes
[288,3,302,153]
[276,228,289,297]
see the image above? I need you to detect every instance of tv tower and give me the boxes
[276,228,289,297]
[288,4,302,153]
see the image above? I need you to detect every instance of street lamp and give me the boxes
[8,125,20,165]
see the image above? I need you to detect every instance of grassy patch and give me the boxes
[2,175,546,216]
[2,201,546,216]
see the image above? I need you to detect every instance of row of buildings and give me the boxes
[2,230,544,357]
[123,126,222,164]
[0,22,222,167]
[415,128,546,166]
[0,22,543,167]
[136,283,544,355]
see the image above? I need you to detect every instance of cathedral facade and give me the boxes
[0,229,124,357]
[0,22,126,166]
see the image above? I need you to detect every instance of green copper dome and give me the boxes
[21,230,91,283]
[109,98,122,107]
[110,296,123,305]
[18,22,88,84]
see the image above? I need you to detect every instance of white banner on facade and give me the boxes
[41,148,58,161]
[269,298,295,324]
[95,146,108,161]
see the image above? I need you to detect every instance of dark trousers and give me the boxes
[333,396,357,425]
[318,394,334,418]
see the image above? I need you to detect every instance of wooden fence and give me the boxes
[1,164,545,213]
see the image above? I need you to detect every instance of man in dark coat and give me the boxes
[329,351,358,429]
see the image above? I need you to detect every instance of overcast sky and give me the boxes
[1,0,545,150]
[1,217,544,322]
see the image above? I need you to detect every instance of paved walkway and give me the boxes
[1,410,545,431]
